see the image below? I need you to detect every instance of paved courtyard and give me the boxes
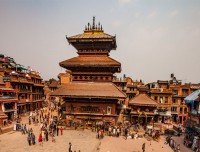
[0,114,192,152]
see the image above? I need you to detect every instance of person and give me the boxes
[38,133,43,146]
[117,127,120,137]
[24,124,27,134]
[42,129,45,141]
[52,133,56,142]
[27,135,31,146]
[45,129,49,141]
[69,142,72,152]
[125,127,128,140]
[113,128,116,137]
[142,142,146,152]
[134,132,138,139]
[28,116,31,125]
[60,126,63,135]
[57,126,59,136]
[32,133,36,145]
[176,144,180,152]
[21,124,24,135]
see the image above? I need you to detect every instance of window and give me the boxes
[173,90,178,95]
[180,107,183,113]
[171,107,177,112]
[165,97,168,103]
[173,99,177,104]
[120,100,124,104]
[154,96,158,101]
[160,97,163,103]
[107,106,112,115]
[184,108,187,114]
[182,89,188,95]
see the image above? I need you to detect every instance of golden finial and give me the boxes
[98,22,100,29]
[92,16,95,29]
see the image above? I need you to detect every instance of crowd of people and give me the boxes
[13,101,184,152]
[165,135,181,152]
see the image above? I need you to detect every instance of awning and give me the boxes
[184,89,200,108]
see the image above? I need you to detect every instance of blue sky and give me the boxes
[0,0,200,83]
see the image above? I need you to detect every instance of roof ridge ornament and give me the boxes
[84,17,104,32]
[92,16,95,29]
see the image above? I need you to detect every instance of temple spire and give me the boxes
[84,17,104,32]
[92,16,95,29]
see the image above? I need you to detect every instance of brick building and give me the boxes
[0,54,44,114]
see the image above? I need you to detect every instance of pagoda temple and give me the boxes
[59,17,120,82]
[51,17,126,126]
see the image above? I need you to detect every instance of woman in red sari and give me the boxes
[38,133,43,146]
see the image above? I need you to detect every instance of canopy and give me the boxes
[184,89,200,108]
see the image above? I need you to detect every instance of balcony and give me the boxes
[0,95,17,100]
[18,89,31,94]
[33,83,44,87]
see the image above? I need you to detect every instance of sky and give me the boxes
[0,0,200,84]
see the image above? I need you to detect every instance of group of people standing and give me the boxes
[165,135,181,152]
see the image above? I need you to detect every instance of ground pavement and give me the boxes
[0,115,99,152]
[0,114,192,152]
[98,135,173,152]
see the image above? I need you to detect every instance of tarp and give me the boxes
[184,89,200,108]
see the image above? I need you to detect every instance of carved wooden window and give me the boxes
[107,106,112,115]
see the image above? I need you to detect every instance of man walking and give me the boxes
[142,142,146,152]
[69,142,72,152]
[57,126,59,136]
[45,129,49,141]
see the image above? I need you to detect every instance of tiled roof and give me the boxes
[68,32,114,39]
[190,84,200,89]
[49,80,60,88]
[50,82,126,99]
[0,87,16,92]
[157,80,168,84]
[43,86,51,95]
[129,94,158,106]
[59,56,120,67]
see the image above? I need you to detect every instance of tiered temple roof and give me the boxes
[60,56,120,68]
[129,94,158,107]
[51,82,126,99]
[66,17,116,51]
